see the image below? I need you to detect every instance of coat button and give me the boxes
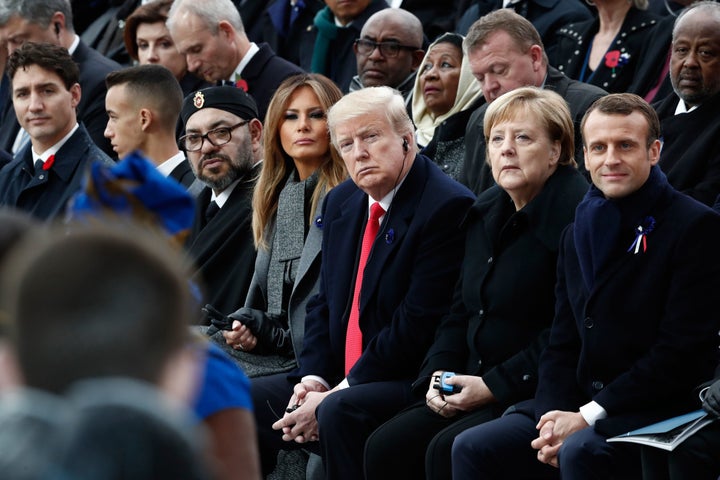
[522,374,532,382]
[583,317,594,328]
[487,256,493,264]
[592,381,604,391]
[478,309,484,317]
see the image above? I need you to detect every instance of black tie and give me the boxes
[205,201,220,224]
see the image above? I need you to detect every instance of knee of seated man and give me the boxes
[558,427,600,465]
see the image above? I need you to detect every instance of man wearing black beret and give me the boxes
[180,85,262,318]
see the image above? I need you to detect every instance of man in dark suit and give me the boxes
[180,85,261,318]
[451,93,720,480]
[348,8,425,109]
[253,86,475,480]
[104,65,200,193]
[167,0,303,120]
[298,0,387,92]
[651,1,720,207]
[0,42,114,221]
[0,0,120,158]
[459,9,606,195]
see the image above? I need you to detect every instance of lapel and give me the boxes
[21,127,87,191]
[240,43,272,83]
[358,156,426,314]
[331,186,366,281]
[293,192,325,293]
[253,225,273,301]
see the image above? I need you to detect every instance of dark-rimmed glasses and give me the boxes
[178,121,248,152]
[354,39,419,58]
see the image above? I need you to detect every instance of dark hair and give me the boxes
[7,41,79,89]
[1,226,192,394]
[123,0,174,61]
[432,32,463,50]
[105,64,183,128]
[581,93,660,148]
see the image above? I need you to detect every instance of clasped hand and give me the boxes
[272,380,329,443]
[531,411,588,468]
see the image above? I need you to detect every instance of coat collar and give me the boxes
[18,125,92,183]
[471,165,587,252]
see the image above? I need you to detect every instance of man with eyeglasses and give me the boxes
[349,9,425,109]
[180,85,262,318]
[299,0,387,92]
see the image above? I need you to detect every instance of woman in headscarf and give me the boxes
[412,33,484,180]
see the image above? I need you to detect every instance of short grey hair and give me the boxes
[167,0,244,34]
[327,86,414,150]
[0,0,74,32]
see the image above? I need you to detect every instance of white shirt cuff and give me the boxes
[301,375,330,391]
[579,401,607,426]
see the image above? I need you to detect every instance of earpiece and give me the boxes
[54,22,61,36]
[402,138,409,152]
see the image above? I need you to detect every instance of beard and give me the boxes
[194,135,255,191]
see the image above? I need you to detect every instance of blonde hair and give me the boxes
[327,86,414,150]
[253,74,346,249]
[484,87,576,167]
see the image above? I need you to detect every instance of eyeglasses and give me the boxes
[178,121,248,152]
[354,39,418,58]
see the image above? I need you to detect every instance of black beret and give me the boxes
[180,86,259,126]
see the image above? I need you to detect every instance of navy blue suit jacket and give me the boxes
[535,182,720,436]
[0,124,114,220]
[297,154,475,386]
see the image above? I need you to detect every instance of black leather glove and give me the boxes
[702,378,720,418]
[228,307,292,356]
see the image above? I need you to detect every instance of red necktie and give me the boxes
[345,202,385,375]
[43,154,55,171]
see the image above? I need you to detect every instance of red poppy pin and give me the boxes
[605,50,621,68]
[605,50,630,73]
[235,79,249,92]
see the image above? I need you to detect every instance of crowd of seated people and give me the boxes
[0,0,719,479]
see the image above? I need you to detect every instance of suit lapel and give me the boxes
[293,197,324,293]
[359,157,426,315]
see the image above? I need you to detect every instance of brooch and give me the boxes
[605,50,630,74]
[384,228,395,244]
[235,78,249,92]
[627,216,655,254]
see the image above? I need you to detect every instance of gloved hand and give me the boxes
[228,307,292,355]
[702,378,720,418]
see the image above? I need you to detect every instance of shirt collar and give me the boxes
[674,99,699,115]
[365,173,408,221]
[32,123,79,164]
[67,34,80,55]
[156,151,186,177]
[210,178,240,207]
[233,42,259,79]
